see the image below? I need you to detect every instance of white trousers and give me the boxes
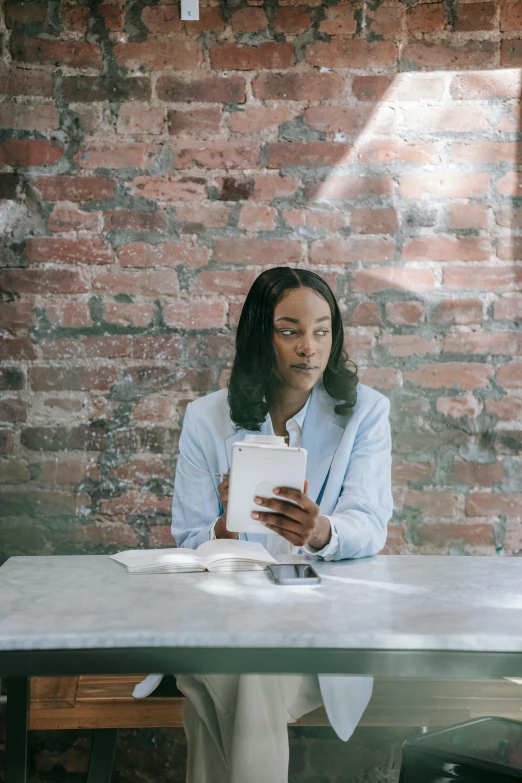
[175,673,323,783]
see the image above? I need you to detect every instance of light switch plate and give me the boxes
[181,0,199,21]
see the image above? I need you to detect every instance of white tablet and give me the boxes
[226,442,307,534]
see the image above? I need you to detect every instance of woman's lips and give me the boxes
[292,366,317,373]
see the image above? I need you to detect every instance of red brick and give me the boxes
[450,71,521,100]
[149,525,175,547]
[505,520,522,554]
[358,367,400,389]
[444,266,522,290]
[210,42,294,71]
[432,300,483,325]
[0,302,35,328]
[157,75,246,103]
[183,7,225,36]
[485,397,522,421]
[132,396,171,422]
[304,106,372,136]
[133,335,181,360]
[436,394,482,418]
[25,238,113,265]
[351,208,399,235]
[319,6,357,34]
[103,210,166,233]
[110,456,170,482]
[352,268,434,294]
[85,336,131,358]
[46,302,93,328]
[92,270,179,297]
[61,3,90,31]
[48,206,100,233]
[39,338,83,360]
[0,269,87,294]
[402,491,459,518]
[348,302,382,326]
[100,4,124,29]
[168,108,222,136]
[502,39,522,67]
[10,36,102,68]
[386,302,425,325]
[404,105,490,133]
[310,237,394,264]
[0,103,58,132]
[448,205,489,231]
[392,461,434,486]
[381,334,438,358]
[0,69,53,96]
[0,337,35,360]
[229,106,295,134]
[32,175,115,202]
[496,208,522,230]
[404,363,492,389]
[142,4,181,32]
[238,205,277,232]
[453,459,505,485]
[415,522,494,549]
[369,5,403,37]
[306,175,392,201]
[59,522,138,547]
[273,7,311,34]
[130,175,207,202]
[176,203,230,230]
[30,366,117,392]
[0,431,15,454]
[117,106,164,135]
[306,39,397,69]
[386,74,447,101]
[403,40,497,70]
[498,238,522,262]
[100,491,171,515]
[40,456,98,485]
[496,172,522,197]
[114,40,201,70]
[176,143,260,170]
[0,399,27,423]
[63,76,151,103]
[267,142,352,168]
[5,1,47,26]
[452,141,520,164]
[0,459,30,484]
[352,75,391,102]
[231,6,267,32]
[444,333,522,356]
[163,300,227,329]
[252,175,299,202]
[494,296,522,321]
[358,139,438,165]
[192,270,256,296]
[406,2,446,33]
[306,211,345,231]
[403,237,491,263]
[118,242,208,268]
[400,172,489,199]
[253,72,343,101]
[0,139,63,167]
[103,302,154,327]
[75,142,159,170]
[496,362,522,388]
[213,238,302,265]
[455,2,496,31]
[501,3,522,31]
[466,493,522,517]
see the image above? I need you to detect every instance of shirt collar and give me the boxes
[290,392,311,432]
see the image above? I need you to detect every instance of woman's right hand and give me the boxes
[214,477,238,539]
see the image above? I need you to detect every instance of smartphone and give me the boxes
[267,563,321,585]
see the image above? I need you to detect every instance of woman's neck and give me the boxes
[267,387,311,436]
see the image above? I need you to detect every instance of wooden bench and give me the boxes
[4,675,522,781]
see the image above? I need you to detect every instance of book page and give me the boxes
[196,539,277,568]
[111,548,204,569]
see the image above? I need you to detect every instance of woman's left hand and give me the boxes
[251,479,331,549]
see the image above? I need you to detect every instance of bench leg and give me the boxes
[4,677,29,783]
[87,729,117,783]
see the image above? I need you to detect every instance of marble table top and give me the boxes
[0,554,521,656]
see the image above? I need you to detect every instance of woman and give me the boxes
[171,267,393,782]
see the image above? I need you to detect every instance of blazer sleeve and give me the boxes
[327,396,393,561]
[171,402,222,549]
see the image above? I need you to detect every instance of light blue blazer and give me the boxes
[170,378,393,742]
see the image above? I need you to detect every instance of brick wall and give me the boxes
[0,0,521,774]
[1,0,522,561]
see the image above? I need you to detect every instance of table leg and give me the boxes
[87,729,117,783]
[5,677,29,783]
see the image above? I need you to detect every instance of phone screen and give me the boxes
[269,564,320,582]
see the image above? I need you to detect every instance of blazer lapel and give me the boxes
[301,381,345,503]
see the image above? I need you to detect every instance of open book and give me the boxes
[110,539,277,574]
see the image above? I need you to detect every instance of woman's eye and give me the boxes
[279,330,296,336]
[316,330,329,336]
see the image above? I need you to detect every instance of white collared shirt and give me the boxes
[212,394,339,559]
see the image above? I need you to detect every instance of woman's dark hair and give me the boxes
[228,267,358,431]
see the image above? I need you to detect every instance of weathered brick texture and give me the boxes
[1,0,521,572]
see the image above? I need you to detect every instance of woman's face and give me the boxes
[272,287,333,392]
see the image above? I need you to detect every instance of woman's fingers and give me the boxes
[253,496,306,522]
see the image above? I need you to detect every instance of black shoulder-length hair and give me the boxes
[228,267,358,431]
